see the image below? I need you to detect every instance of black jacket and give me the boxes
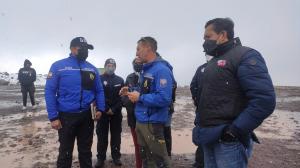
[198,38,275,132]
[18,67,36,86]
[122,72,139,127]
[190,63,207,126]
[190,63,207,107]
[100,73,124,114]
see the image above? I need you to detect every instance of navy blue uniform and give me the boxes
[96,73,124,161]
[18,60,36,107]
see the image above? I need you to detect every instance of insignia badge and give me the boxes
[160,79,167,87]
[217,60,227,67]
[90,73,95,80]
[249,59,257,65]
[144,80,148,87]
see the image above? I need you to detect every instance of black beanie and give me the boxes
[104,58,116,67]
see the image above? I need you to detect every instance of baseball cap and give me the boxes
[70,37,94,50]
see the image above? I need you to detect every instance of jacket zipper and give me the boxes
[78,61,83,111]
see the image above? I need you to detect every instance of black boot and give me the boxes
[94,159,105,168]
[113,159,122,166]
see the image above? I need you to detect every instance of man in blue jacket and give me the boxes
[121,37,173,167]
[45,37,105,168]
[192,18,276,168]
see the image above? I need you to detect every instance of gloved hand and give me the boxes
[220,125,239,142]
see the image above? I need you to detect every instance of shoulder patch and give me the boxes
[249,59,257,65]
[160,78,168,88]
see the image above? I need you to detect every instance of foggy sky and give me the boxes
[1,0,300,86]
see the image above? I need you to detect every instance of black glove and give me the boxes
[220,125,239,142]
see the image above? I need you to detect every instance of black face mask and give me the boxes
[133,63,143,72]
[203,39,218,56]
[76,47,88,61]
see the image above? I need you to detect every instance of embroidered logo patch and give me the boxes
[249,59,257,65]
[160,79,167,87]
[89,73,95,80]
[217,60,227,67]
[144,80,148,88]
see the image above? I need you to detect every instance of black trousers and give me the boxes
[21,85,35,106]
[96,112,122,161]
[57,111,94,168]
[163,126,172,156]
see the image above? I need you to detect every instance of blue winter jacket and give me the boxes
[45,54,105,121]
[193,49,276,146]
[135,58,173,124]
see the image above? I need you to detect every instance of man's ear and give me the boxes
[221,31,229,43]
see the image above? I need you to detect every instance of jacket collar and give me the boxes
[143,57,160,71]
[215,37,242,57]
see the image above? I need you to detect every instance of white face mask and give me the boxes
[205,54,213,62]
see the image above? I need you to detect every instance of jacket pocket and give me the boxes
[81,71,96,90]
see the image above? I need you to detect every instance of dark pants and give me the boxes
[21,85,35,106]
[163,126,172,156]
[194,146,204,168]
[96,112,122,161]
[57,111,94,168]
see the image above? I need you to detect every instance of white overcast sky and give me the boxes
[1,0,299,86]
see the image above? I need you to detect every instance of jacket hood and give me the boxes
[24,59,32,67]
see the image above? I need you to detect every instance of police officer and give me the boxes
[192,18,276,168]
[95,58,124,168]
[18,59,36,110]
[190,55,213,168]
[45,37,105,168]
[121,36,173,168]
[121,58,143,168]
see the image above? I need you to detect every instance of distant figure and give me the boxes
[18,59,36,110]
